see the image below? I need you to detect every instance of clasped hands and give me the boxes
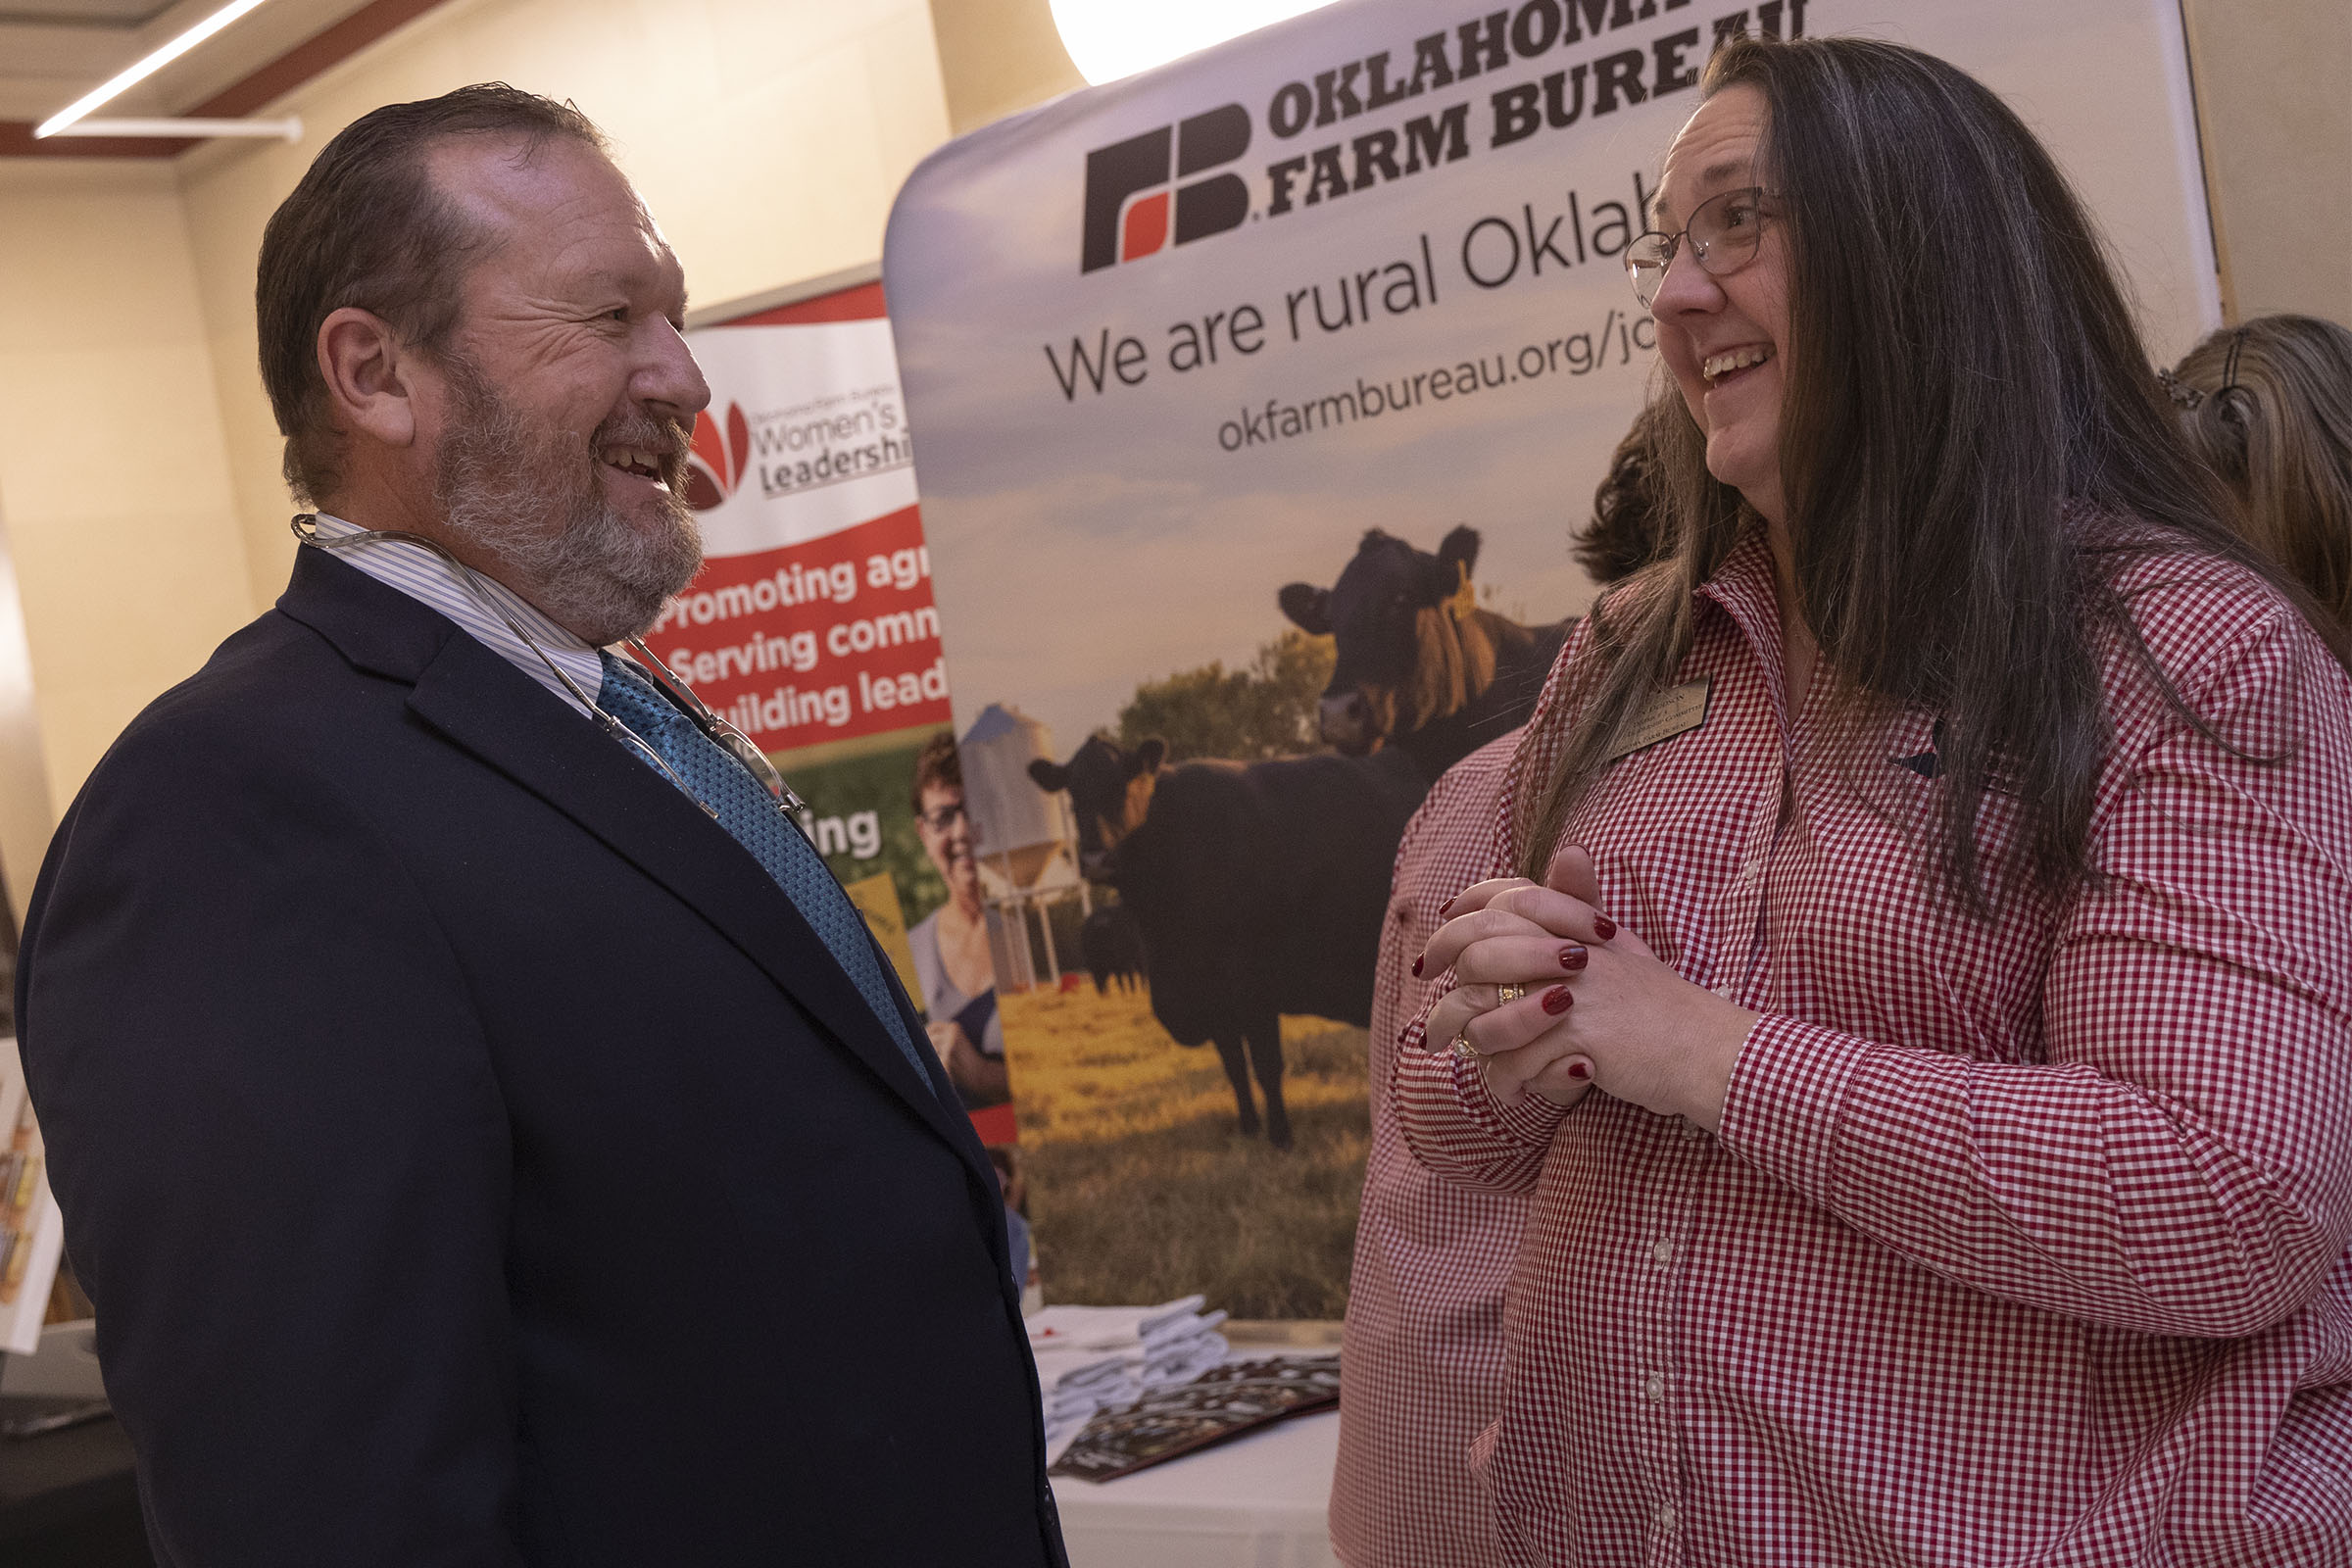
[1419,845,1760,1133]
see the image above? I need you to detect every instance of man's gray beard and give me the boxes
[432,355,703,646]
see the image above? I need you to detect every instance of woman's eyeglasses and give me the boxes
[1625,186,1774,310]
[918,803,972,833]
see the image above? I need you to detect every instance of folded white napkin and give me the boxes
[1028,1298,1236,1463]
[1027,1295,1205,1351]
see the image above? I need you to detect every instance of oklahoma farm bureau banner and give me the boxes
[883,0,2216,1313]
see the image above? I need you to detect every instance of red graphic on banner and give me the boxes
[649,505,950,754]
[1121,189,1169,262]
[685,402,752,511]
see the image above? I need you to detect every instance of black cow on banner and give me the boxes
[1080,905,1148,995]
[1028,737,1425,1149]
[1279,526,1571,780]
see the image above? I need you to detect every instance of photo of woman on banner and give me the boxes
[907,730,1011,1110]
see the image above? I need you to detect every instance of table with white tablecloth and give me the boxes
[1049,1404,1338,1568]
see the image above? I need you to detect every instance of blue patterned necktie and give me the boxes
[595,651,934,1089]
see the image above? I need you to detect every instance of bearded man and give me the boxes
[14,86,1066,1568]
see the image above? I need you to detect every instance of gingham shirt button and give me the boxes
[1710,982,1735,1001]
[1651,1237,1674,1265]
[1644,1371,1666,1403]
[1657,1503,1679,1531]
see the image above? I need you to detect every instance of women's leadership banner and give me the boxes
[678,285,1025,1158]
[883,0,2217,1315]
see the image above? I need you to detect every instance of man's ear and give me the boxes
[317,307,420,450]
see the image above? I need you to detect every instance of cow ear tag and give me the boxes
[1447,561,1478,621]
[1605,675,1711,762]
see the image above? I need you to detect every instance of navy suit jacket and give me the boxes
[16,550,1066,1567]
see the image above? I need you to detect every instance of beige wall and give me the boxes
[0,160,254,924]
[2182,0,2352,326]
[926,0,1084,135]
[178,0,956,615]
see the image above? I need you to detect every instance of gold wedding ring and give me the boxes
[1450,1032,1483,1059]
[1494,983,1528,1004]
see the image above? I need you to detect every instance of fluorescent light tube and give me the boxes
[50,117,300,139]
[35,0,277,139]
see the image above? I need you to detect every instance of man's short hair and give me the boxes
[256,83,608,505]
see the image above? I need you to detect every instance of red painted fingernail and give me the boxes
[1592,915,1617,940]
[1566,1058,1591,1081]
[1542,985,1573,1014]
[1439,899,1455,918]
[1411,956,1425,977]
[1559,945,1588,971]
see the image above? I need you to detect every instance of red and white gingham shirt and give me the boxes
[1334,730,1528,1568]
[1395,526,2352,1567]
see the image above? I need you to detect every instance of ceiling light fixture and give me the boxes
[47,117,301,140]
[1049,0,1341,86]
[34,0,278,139]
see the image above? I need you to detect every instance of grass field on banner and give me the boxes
[1004,984,1369,1320]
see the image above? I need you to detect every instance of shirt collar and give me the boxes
[1691,521,1782,633]
[1692,521,1806,725]
[307,513,607,715]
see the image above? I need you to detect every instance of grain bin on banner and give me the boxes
[959,704,1087,988]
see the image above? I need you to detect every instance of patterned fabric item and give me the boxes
[597,652,933,1086]
[1331,732,1528,1568]
[1396,526,2352,1567]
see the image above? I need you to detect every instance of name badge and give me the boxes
[1605,676,1710,762]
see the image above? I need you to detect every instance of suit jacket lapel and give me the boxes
[278,551,985,1168]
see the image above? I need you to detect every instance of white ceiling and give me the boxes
[0,0,381,124]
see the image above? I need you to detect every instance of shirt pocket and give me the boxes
[1799,712,2049,1063]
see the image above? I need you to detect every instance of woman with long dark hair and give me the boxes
[2170,314,2352,634]
[1396,36,2352,1565]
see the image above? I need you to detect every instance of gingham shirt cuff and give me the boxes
[1453,1043,1572,1149]
[1714,1013,1870,1205]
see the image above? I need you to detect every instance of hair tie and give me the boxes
[2157,367,2203,410]
[2219,325,2250,398]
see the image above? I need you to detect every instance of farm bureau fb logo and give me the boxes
[1079,104,1252,273]
[685,402,750,511]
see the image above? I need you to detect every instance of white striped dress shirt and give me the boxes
[308,513,606,714]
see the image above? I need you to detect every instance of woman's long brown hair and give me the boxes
[2173,316,2352,634]
[1516,37,2347,911]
